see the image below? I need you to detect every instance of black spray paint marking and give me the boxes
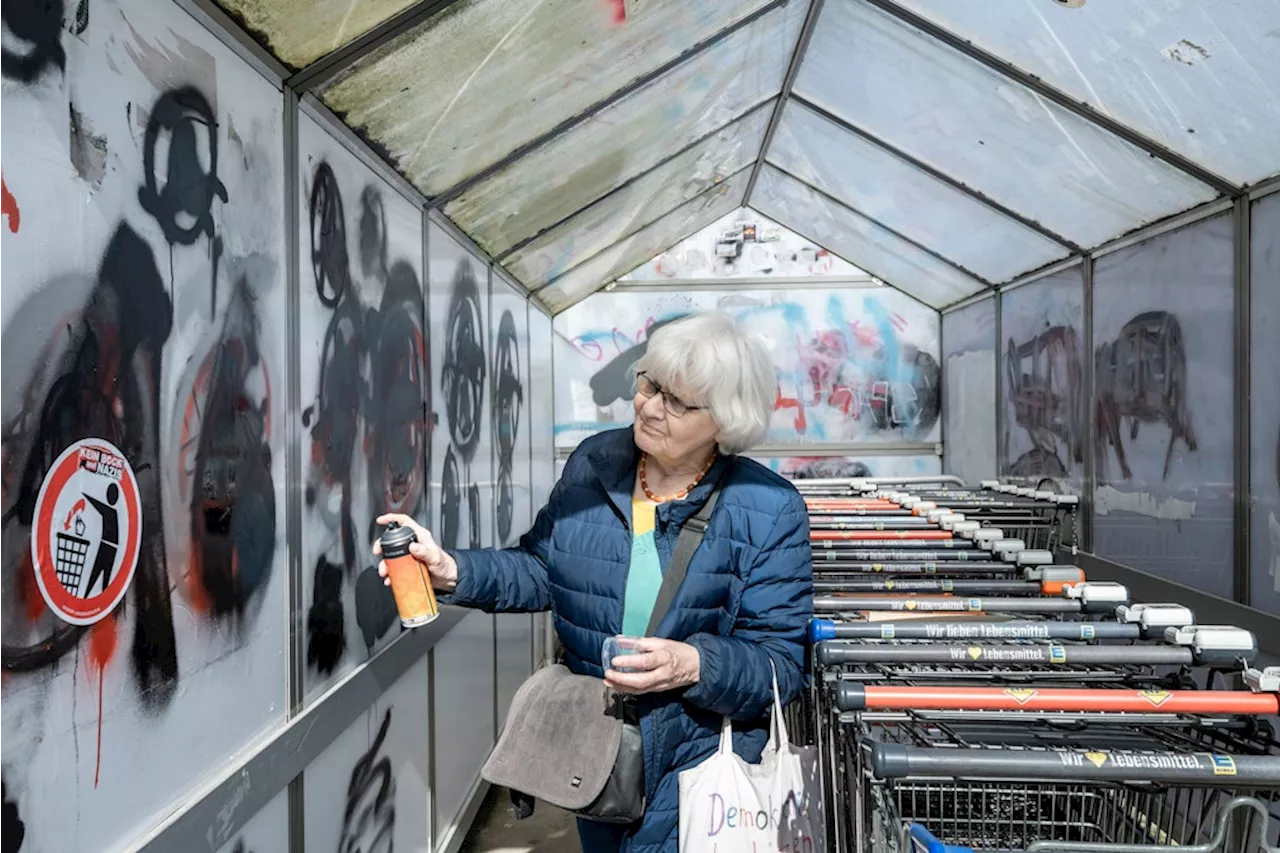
[187,276,275,620]
[68,104,108,190]
[1004,325,1084,484]
[442,259,485,461]
[341,708,395,853]
[307,557,346,675]
[440,446,460,550]
[355,566,398,652]
[138,86,227,247]
[588,314,688,407]
[491,309,523,543]
[1,0,67,83]
[2,778,24,853]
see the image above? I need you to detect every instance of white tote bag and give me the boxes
[677,667,825,852]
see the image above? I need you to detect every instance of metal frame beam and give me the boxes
[299,94,429,208]
[743,0,826,202]
[748,199,951,312]
[860,0,1240,198]
[494,98,778,264]
[762,162,996,287]
[993,289,1004,477]
[529,163,755,298]
[787,94,1082,254]
[426,0,791,211]
[1081,256,1096,552]
[287,0,466,93]
[1233,197,1252,605]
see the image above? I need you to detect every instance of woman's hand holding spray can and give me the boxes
[373,513,458,627]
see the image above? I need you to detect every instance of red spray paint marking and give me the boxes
[1,176,19,232]
[774,385,807,434]
[605,0,626,24]
[19,548,47,621]
[88,615,119,788]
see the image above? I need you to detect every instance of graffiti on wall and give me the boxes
[439,259,486,550]
[1094,312,1198,485]
[1003,325,1084,485]
[301,158,429,678]
[492,308,524,544]
[556,291,939,447]
[338,708,396,853]
[1,1,285,846]
[621,210,862,281]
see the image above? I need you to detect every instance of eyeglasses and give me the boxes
[635,372,703,418]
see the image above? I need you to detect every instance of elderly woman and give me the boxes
[375,311,813,853]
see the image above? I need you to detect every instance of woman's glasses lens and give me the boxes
[635,374,691,417]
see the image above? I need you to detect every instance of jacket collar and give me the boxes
[585,427,733,530]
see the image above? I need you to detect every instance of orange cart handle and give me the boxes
[836,683,1280,715]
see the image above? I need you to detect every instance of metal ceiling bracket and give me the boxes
[764,162,997,287]
[860,0,1241,198]
[287,0,467,93]
[426,0,791,210]
[787,93,1082,253]
[744,0,827,202]
[494,99,777,263]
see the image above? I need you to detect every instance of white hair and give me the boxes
[632,311,774,454]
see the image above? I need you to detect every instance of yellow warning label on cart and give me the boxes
[967,598,982,611]
[1049,645,1067,664]
[1210,754,1237,776]
[883,580,896,590]
[880,625,895,640]
[876,522,885,531]
[1079,625,1096,640]
[967,646,982,661]
[941,579,953,591]
[925,564,937,574]
[904,600,917,611]
[872,563,883,572]
[1139,689,1171,708]
[1085,751,1108,768]
[896,530,907,538]
[1004,688,1037,705]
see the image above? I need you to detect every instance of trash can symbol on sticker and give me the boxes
[30,439,142,625]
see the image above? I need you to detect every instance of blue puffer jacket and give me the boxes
[448,428,813,852]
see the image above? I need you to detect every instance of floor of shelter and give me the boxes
[459,787,581,852]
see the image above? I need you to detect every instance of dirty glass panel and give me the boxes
[446,0,807,256]
[535,171,749,314]
[942,296,997,486]
[793,0,1218,248]
[751,164,985,308]
[321,0,777,197]
[895,0,1280,186]
[217,0,419,68]
[1091,213,1234,597]
[503,105,772,289]
[999,266,1086,496]
[1251,192,1280,616]
[769,99,1068,282]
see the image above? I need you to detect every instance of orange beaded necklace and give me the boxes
[638,450,717,503]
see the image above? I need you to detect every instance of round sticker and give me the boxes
[30,439,142,625]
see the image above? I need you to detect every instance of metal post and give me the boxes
[1233,197,1252,606]
[1082,256,1096,553]
[993,289,1003,479]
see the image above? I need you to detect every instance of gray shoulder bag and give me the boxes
[480,480,725,824]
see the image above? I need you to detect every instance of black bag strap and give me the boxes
[643,465,731,636]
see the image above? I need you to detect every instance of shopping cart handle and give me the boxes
[906,823,974,853]
[808,618,837,642]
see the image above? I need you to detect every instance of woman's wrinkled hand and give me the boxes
[372,513,459,592]
[604,638,701,695]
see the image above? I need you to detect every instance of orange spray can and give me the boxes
[378,521,439,627]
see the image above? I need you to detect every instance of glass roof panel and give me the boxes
[320,0,777,197]
[503,104,772,289]
[217,0,419,68]
[750,164,986,308]
[895,0,1280,186]
[768,99,1069,282]
[792,0,1218,248]
[446,0,807,256]
[536,170,750,314]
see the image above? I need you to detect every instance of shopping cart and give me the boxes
[860,711,1280,852]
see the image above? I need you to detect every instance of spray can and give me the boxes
[378,521,439,627]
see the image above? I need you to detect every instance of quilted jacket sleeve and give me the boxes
[680,489,813,720]
[442,477,564,613]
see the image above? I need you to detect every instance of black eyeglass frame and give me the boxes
[634,372,704,418]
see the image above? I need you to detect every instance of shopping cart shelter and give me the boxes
[1,0,1278,851]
